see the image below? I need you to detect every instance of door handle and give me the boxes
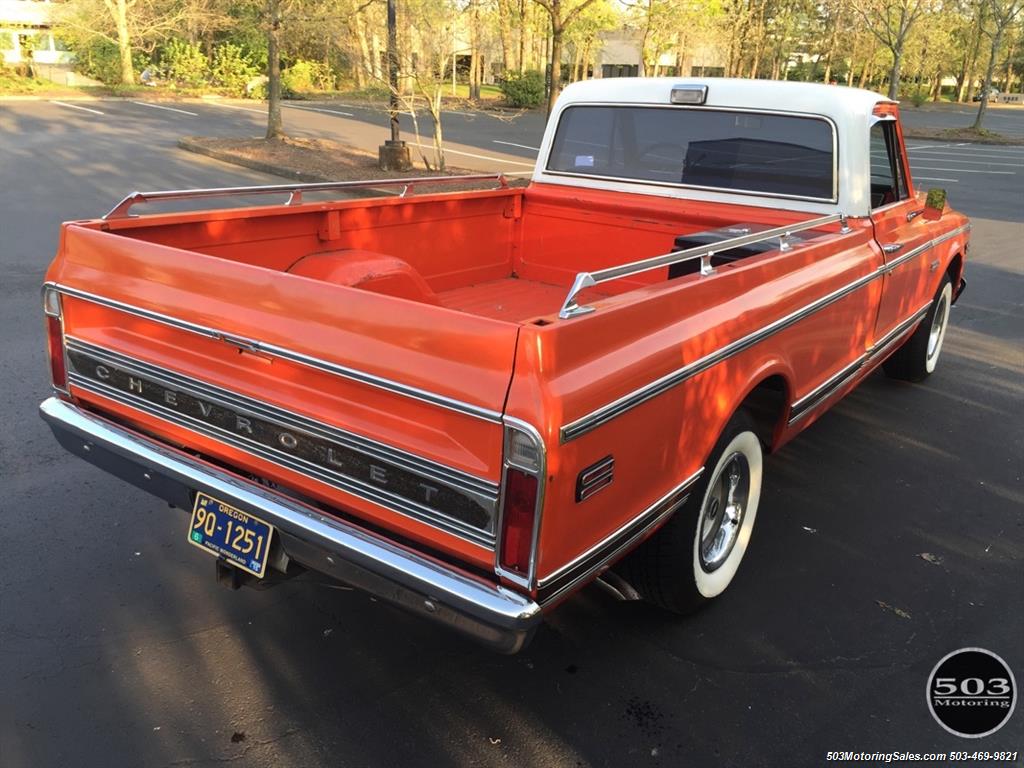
[906,209,925,222]
[882,243,905,254]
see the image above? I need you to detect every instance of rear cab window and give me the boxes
[546,105,837,202]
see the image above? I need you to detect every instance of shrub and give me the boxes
[211,43,258,96]
[161,39,208,88]
[281,59,335,94]
[499,70,545,108]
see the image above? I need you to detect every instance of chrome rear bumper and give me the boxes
[39,397,541,653]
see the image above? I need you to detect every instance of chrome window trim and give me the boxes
[536,467,704,605]
[65,339,500,548]
[559,223,971,442]
[545,103,840,204]
[46,282,503,425]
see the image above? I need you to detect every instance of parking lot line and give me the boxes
[210,102,266,114]
[910,165,1015,174]
[914,176,959,182]
[283,104,355,117]
[493,140,539,152]
[132,101,198,117]
[50,100,104,115]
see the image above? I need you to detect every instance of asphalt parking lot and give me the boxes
[1,98,1021,767]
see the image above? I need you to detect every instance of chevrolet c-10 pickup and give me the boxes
[40,79,970,653]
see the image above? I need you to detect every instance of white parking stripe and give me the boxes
[914,176,959,182]
[131,101,198,116]
[408,142,536,167]
[912,157,1024,166]
[910,146,1024,157]
[210,102,265,113]
[910,165,1015,174]
[50,100,104,115]
[493,140,540,152]
[283,104,354,117]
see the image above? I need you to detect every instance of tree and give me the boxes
[853,0,931,98]
[531,0,601,113]
[266,0,284,138]
[973,0,1024,126]
[57,0,228,85]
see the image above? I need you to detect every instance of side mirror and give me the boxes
[923,188,947,221]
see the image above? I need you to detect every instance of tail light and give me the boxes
[497,422,544,585]
[43,287,69,394]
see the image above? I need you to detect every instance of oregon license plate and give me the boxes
[188,493,274,578]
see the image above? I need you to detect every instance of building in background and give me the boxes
[1,0,73,66]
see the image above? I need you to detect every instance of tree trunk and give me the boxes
[973,27,1005,130]
[518,0,526,70]
[887,46,902,99]
[265,0,284,139]
[111,0,135,85]
[547,24,562,114]
[430,89,445,171]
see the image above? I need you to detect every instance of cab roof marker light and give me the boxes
[670,85,708,105]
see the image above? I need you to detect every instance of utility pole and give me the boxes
[378,0,412,170]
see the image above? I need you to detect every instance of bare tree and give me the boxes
[853,0,931,98]
[973,0,1024,126]
[531,0,601,113]
[58,0,227,84]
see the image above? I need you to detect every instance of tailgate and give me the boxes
[49,224,518,568]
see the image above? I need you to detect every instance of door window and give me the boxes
[870,121,909,209]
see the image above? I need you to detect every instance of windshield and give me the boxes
[546,105,836,202]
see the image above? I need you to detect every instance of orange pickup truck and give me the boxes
[40,79,969,653]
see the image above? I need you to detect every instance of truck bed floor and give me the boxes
[437,277,606,323]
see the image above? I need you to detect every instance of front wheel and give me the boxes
[619,411,763,614]
[883,275,953,382]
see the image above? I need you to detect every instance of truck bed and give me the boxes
[91,184,818,325]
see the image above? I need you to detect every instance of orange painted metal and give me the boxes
[46,169,969,599]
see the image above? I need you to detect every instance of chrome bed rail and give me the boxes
[557,212,851,319]
[103,173,511,220]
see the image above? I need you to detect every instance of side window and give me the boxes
[870,121,909,209]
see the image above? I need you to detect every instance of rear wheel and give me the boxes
[883,275,952,382]
[619,411,763,614]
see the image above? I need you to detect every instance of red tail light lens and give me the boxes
[499,468,539,576]
[46,315,68,391]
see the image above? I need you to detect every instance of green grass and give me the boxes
[0,71,57,94]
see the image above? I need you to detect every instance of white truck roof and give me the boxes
[532,78,897,218]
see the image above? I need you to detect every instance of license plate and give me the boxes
[188,493,274,578]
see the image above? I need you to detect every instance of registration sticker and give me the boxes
[188,493,274,578]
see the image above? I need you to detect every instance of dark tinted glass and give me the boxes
[547,106,835,200]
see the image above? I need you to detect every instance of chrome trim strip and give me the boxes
[48,282,503,424]
[788,301,932,425]
[39,397,540,654]
[536,467,704,605]
[561,266,880,442]
[65,340,499,547]
[560,223,971,442]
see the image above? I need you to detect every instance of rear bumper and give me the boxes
[39,397,541,653]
